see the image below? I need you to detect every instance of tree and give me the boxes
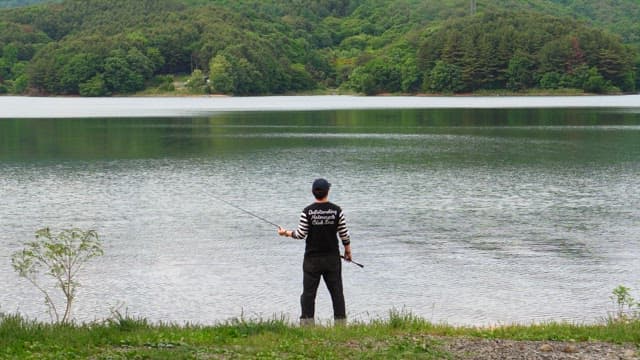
[506,53,535,91]
[583,66,610,93]
[145,47,164,73]
[11,73,28,93]
[2,43,18,66]
[103,52,144,94]
[11,227,103,323]
[288,63,315,91]
[348,58,402,95]
[596,48,635,92]
[0,57,9,81]
[425,60,464,93]
[60,53,101,94]
[125,47,154,80]
[229,55,264,95]
[565,64,591,89]
[208,54,235,94]
[348,66,376,95]
[25,43,62,94]
[539,71,563,89]
[567,36,585,74]
[185,68,207,93]
[79,74,108,96]
[636,56,640,91]
[400,56,421,93]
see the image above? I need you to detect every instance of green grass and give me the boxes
[1,311,639,359]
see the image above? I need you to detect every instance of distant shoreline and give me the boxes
[2,94,640,119]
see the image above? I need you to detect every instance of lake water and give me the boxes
[1,96,639,326]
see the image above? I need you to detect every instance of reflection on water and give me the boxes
[1,107,639,325]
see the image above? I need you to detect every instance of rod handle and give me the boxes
[341,255,364,268]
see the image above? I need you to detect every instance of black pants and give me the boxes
[300,254,346,320]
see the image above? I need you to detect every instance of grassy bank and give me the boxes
[133,84,606,98]
[1,311,639,359]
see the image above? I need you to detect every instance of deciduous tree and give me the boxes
[11,227,103,324]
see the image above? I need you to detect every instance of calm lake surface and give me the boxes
[1,96,639,325]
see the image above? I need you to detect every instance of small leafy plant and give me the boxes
[609,285,639,323]
[11,227,103,323]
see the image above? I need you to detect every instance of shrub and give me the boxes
[11,227,103,323]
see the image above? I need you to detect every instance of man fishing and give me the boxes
[278,178,352,326]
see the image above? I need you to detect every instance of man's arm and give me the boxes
[277,211,308,239]
[343,243,352,261]
[338,211,352,261]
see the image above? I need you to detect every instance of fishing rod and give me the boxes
[209,192,364,268]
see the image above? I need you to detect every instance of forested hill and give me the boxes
[0,0,638,96]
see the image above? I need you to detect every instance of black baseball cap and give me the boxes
[312,178,331,191]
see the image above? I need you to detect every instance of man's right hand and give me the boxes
[343,245,352,261]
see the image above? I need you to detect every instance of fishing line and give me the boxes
[210,193,281,228]
[207,191,364,268]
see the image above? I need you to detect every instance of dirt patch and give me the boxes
[436,337,638,360]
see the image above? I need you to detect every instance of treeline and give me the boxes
[0,0,638,96]
[415,12,638,94]
[0,0,55,8]
[559,0,640,45]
